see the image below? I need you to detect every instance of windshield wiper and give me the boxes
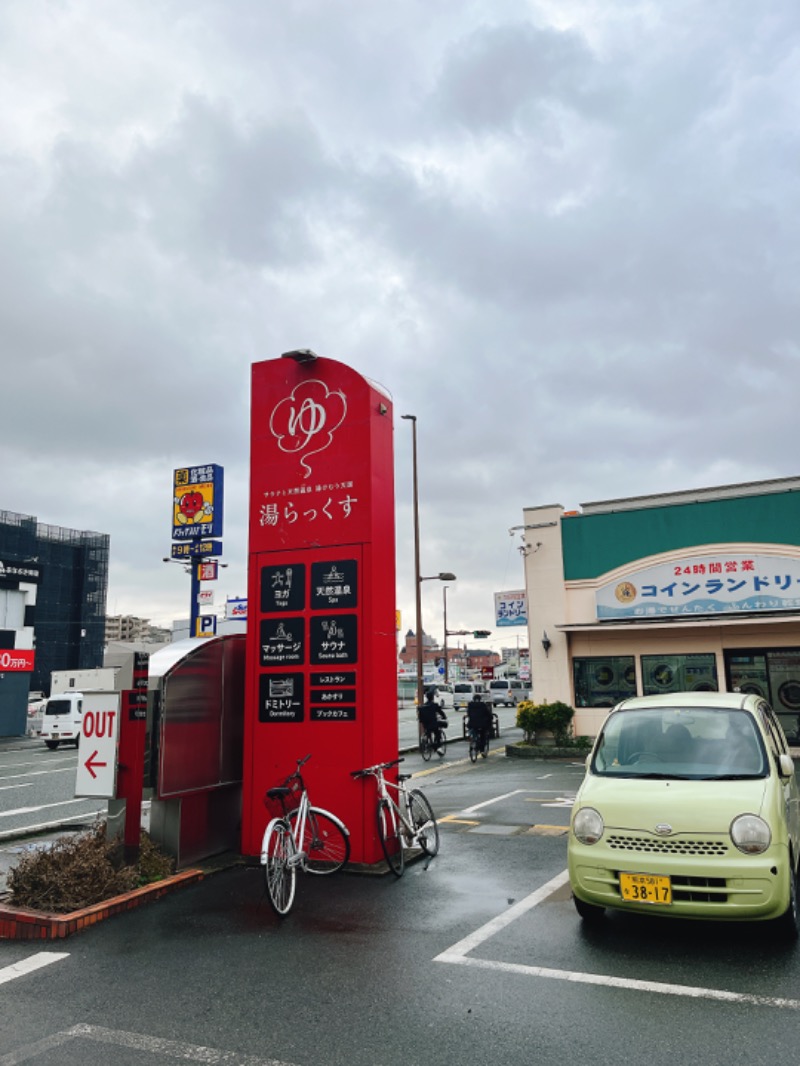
[703,773,762,780]
[624,772,673,779]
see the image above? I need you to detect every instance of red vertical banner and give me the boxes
[241,356,396,864]
[118,651,149,861]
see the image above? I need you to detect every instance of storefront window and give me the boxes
[725,648,800,743]
[573,657,636,708]
[641,653,718,696]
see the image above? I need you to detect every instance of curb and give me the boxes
[0,868,205,940]
[505,744,591,760]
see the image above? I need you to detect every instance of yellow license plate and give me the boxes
[619,872,672,905]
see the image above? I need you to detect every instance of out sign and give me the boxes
[75,693,121,798]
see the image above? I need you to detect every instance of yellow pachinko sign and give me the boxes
[172,465,224,541]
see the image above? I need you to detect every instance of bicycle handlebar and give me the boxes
[351,756,404,779]
[265,754,313,803]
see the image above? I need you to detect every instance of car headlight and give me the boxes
[573,807,604,845]
[730,814,771,855]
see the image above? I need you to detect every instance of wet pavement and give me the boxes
[4,749,800,1066]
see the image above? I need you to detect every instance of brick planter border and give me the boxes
[0,869,204,940]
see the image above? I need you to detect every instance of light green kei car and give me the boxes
[568,692,800,936]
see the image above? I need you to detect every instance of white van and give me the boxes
[488,679,529,707]
[453,681,491,710]
[423,683,455,712]
[39,691,83,750]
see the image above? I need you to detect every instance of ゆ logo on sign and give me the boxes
[269,380,347,479]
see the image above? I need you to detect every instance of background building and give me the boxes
[521,476,800,742]
[0,509,109,734]
[105,614,171,644]
[398,629,501,679]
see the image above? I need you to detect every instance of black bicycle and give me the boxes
[419,726,447,761]
[468,727,490,763]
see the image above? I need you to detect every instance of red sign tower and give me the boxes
[241,353,397,864]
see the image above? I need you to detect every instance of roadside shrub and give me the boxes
[515,700,538,742]
[515,700,575,746]
[8,821,174,913]
[135,831,176,885]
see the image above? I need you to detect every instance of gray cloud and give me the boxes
[2,0,800,645]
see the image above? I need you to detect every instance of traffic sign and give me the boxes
[75,693,121,798]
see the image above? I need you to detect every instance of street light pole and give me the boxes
[443,585,450,683]
[401,414,424,710]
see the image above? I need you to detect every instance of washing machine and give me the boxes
[645,661,675,691]
[769,651,800,713]
[585,660,636,705]
[736,678,768,698]
[683,658,718,692]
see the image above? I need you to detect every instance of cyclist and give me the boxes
[466,691,493,758]
[418,689,448,750]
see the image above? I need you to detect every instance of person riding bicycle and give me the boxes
[418,689,448,747]
[466,692,493,758]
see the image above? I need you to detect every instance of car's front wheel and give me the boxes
[775,862,800,940]
[573,893,605,923]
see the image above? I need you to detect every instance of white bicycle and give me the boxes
[261,754,350,916]
[351,757,439,877]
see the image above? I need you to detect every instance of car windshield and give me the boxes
[591,707,768,779]
[454,685,471,693]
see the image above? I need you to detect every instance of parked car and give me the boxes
[568,691,800,936]
[488,678,528,707]
[453,681,491,710]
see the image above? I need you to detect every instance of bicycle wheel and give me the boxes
[468,735,478,763]
[377,798,405,877]
[288,807,350,874]
[263,818,296,916]
[419,733,432,761]
[435,730,447,758]
[408,789,439,857]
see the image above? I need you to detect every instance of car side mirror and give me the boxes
[779,753,795,778]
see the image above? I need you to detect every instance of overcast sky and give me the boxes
[3,0,799,656]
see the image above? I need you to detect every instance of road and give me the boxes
[0,739,105,839]
[3,744,800,1065]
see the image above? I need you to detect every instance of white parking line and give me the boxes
[434,870,800,1010]
[0,952,70,987]
[461,789,569,816]
[0,1023,297,1065]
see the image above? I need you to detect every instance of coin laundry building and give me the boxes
[521,476,800,743]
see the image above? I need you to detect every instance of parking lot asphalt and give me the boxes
[5,748,800,1066]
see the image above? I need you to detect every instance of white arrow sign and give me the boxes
[75,692,120,798]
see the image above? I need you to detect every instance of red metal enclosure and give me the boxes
[148,635,245,868]
[242,356,397,864]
